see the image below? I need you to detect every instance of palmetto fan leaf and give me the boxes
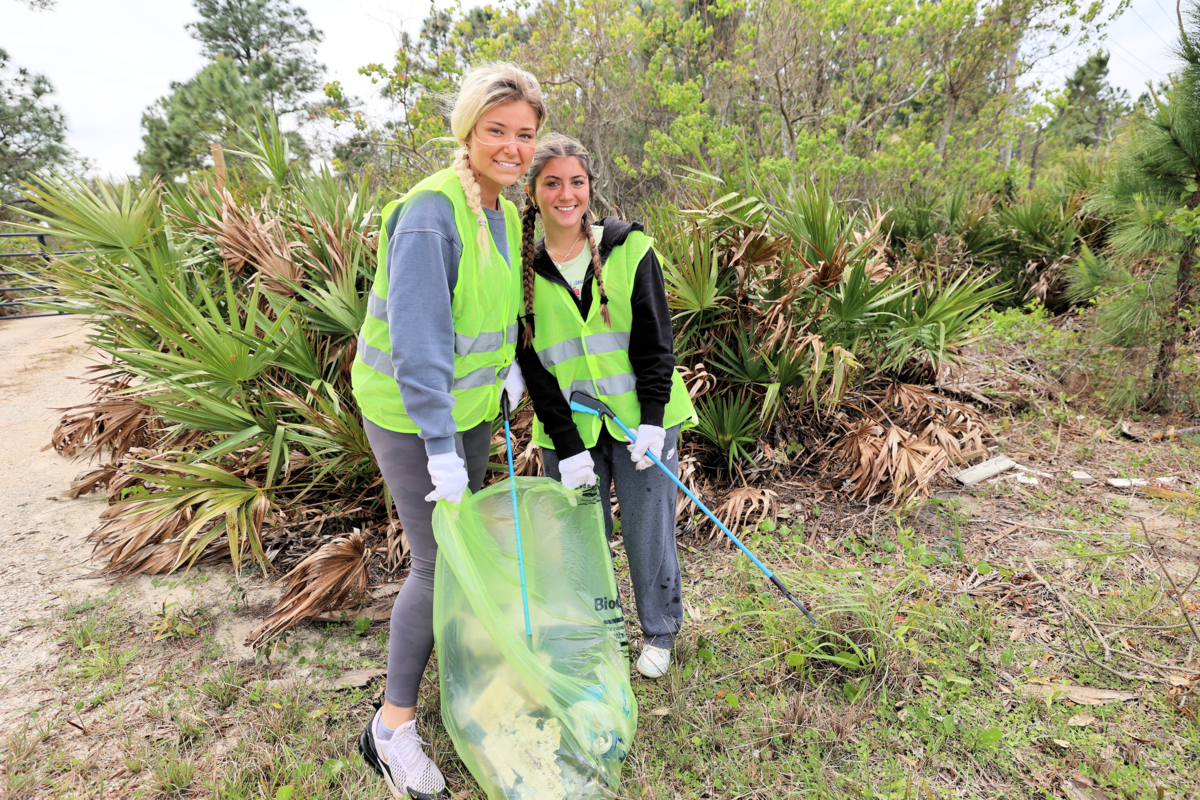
[18,171,163,254]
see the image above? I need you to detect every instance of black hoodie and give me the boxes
[514,216,676,460]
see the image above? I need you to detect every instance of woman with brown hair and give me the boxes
[513,135,697,682]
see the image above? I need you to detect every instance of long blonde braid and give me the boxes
[519,200,540,345]
[582,209,610,326]
[453,149,489,251]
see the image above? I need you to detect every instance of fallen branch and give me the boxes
[1024,555,1111,663]
[1142,520,1200,648]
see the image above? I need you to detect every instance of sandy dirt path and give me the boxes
[0,315,110,730]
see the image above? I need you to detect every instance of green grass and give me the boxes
[2,486,1198,799]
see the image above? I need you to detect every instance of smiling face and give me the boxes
[532,156,592,234]
[466,100,539,203]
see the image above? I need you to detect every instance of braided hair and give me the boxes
[447,63,548,252]
[520,135,609,345]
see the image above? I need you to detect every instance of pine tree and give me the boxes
[186,0,324,116]
[1050,52,1130,151]
[136,57,268,178]
[0,47,70,208]
[1088,2,1200,409]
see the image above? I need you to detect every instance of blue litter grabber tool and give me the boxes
[500,390,533,642]
[569,391,817,624]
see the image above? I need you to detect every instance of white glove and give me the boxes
[500,362,525,416]
[424,451,469,503]
[558,451,598,490]
[628,424,666,471]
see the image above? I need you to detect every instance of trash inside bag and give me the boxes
[433,478,637,799]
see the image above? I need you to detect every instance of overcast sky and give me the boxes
[0,0,1180,180]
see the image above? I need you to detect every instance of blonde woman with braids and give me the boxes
[514,135,697,680]
[350,63,546,800]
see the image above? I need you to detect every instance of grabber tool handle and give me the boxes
[568,392,817,624]
[501,390,533,641]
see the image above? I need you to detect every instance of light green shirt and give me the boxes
[551,225,603,299]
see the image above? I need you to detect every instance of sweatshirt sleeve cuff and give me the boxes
[639,401,665,428]
[550,428,588,460]
[424,436,457,457]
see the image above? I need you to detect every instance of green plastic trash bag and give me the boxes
[432,477,637,799]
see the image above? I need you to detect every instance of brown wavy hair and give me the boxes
[520,135,607,345]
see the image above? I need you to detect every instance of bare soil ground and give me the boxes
[1,315,1198,799]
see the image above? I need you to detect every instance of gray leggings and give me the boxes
[364,417,493,708]
[542,426,684,649]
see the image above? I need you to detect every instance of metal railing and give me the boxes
[0,231,84,320]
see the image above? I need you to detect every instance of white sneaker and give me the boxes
[359,708,449,799]
[636,644,672,678]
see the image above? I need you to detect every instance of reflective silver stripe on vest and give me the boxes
[369,295,515,358]
[455,323,520,357]
[357,334,394,377]
[358,335,501,392]
[559,372,638,405]
[454,365,498,391]
[367,291,387,322]
[536,331,632,369]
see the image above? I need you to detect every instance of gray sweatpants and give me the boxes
[542,426,684,649]
[364,417,493,708]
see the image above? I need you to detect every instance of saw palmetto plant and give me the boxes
[649,168,997,504]
[20,121,385,638]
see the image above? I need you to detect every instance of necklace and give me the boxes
[546,230,585,262]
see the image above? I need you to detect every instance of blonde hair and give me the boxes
[447,63,548,250]
[520,135,608,345]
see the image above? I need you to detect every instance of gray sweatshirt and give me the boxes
[384,190,511,456]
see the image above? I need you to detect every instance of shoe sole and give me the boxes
[358,712,450,800]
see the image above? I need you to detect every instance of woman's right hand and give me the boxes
[558,451,598,490]
[425,451,470,503]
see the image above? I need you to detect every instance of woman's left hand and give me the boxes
[628,424,666,470]
[500,362,526,416]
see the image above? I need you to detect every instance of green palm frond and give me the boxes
[19,171,163,254]
[694,393,764,469]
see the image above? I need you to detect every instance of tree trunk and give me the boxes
[1027,127,1042,190]
[1092,109,1105,151]
[999,47,1020,167]
[1149,228,1198,409]
[935,91,957,158]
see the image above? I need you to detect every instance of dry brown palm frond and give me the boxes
[872,382,990,467]
[513,441,542,477]
[833,417,888,499]
[383,518,409,573]
[49,371,159,462]
[181,185,305,292]
[832,418,950,505]
[247,531,370,647]
[87,501,196,578]
[64,463,120,498]
[881,382,940,427]
[714,486,778,542]
[679,362,715,401]
[96,538,231,580]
